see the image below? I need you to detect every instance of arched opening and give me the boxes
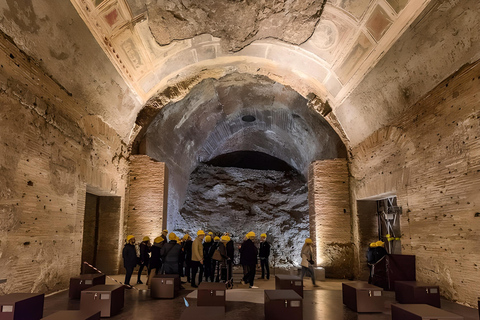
[133,72,347,267]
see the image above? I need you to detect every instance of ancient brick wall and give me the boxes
[127,155,168,241]
[350,60,480,306]
[0,33,128,294]
[308,159,352,278]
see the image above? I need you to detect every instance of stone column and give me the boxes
[308,159,353,278]
[127,155,168,240]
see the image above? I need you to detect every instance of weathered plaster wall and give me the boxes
[337,0,480,146]
[175,164,309,267]
[308,159,352,278]
[350,60,480,306]
[127,155,168,240]
[0,0,142,139]
[0,33,128,294]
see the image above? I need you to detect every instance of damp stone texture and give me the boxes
[174,164,309,267]
[0,33,128,294]
[350,60,480,307]
[308,159,352,278]
[127,155,168,240]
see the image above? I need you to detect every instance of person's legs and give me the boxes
[204,259,211,281]
[265,257,270,279]
[185,261,191,282]
[247,264,256,287]
[301,266,307,279]
[125,266,133,285]
[198,263,204,284]
[137,264,145,283]
[306,266,316,285]
[260,259,266,279]
[191,261,199,287]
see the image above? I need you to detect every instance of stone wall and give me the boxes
[175,164,309,266]
[308,159,352,278]
[0,33,128,294]
[127,155,168,240]
[350,60,480,306]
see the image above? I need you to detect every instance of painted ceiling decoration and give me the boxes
[70,0,431,108]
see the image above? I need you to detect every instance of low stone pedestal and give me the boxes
[151,274,180,299]
[80,285,124,318]
[275,275,303,298]
[395,281,440,307]
[264,290,303,320]
[69,274,106,299]
[0,293,44,320]
[197,282,226,307]
[391,304,463,320]
[342,281,384,313]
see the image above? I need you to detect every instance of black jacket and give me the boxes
[122,243,137,269]
[139,241,151,264]
[259,241,271,258]
[226,240,234,260]
[183,240,193,262]
[203,241,213,260]
[239,239,258,265]
[161,240,182,274]
[150,242,163,268]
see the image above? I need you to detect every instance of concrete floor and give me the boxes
[43,273,479,320]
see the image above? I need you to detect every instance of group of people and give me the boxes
[122,230,318,289]
[122,230,273,289]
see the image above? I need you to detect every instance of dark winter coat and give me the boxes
[139,241,151,265]
[239,239,258,265]
[150,242,163,269]
[161,240,182,274]
[372,247,387,264]
[259,241,271,258]
[183,240,193,262]
[226,240,234,260]
[122,243,137,269]
[203,241,213,260]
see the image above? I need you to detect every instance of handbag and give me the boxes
[212,248,223,261]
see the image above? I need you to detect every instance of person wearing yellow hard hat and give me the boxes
[136,236,152,284]
[191,230,205,288]
[240,231,259,288]
[122,235,136,288]
[259,233,271,280]
[181,234,193,282]
[366,242,378,283]
[224,233,235,285]
[161,229,168,242]
[203,235,213,282]
[149,236,165,276]
[160,232,182,275]
[301,238,318,287]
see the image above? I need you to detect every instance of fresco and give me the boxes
[366,5,393,42]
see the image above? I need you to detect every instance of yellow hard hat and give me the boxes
[126,235,135,242]
[205,236,212,242]
[305,238,313,244]
[386,234,391,238]
[395,237,401,241]
[369,242,377,248]
[208,232,214,235]
[168,232,177,241]
[163,229,168,233]
[197,230,205,236]
[221,235,230,242]
[154,236,163,243]
[143,236,150,242]
[183,234,190,240]
[247,231,256,238]
[376,241,385,247]
[214,236,220,241]
[261,233,267,238]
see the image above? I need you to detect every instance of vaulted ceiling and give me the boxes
[1,0,478,147]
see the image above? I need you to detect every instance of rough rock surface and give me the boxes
[147,0,327,52]
[173,164,309,266]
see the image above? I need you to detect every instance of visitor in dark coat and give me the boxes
[183,235,193,282]
[122,235,137,288]
[259,233,271,280]
[239,232,258,288]
[225,235,235,282]
[137,236,151,284]
[161,233,182,274]
[203,235,213,282]
[149,237,164,275]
